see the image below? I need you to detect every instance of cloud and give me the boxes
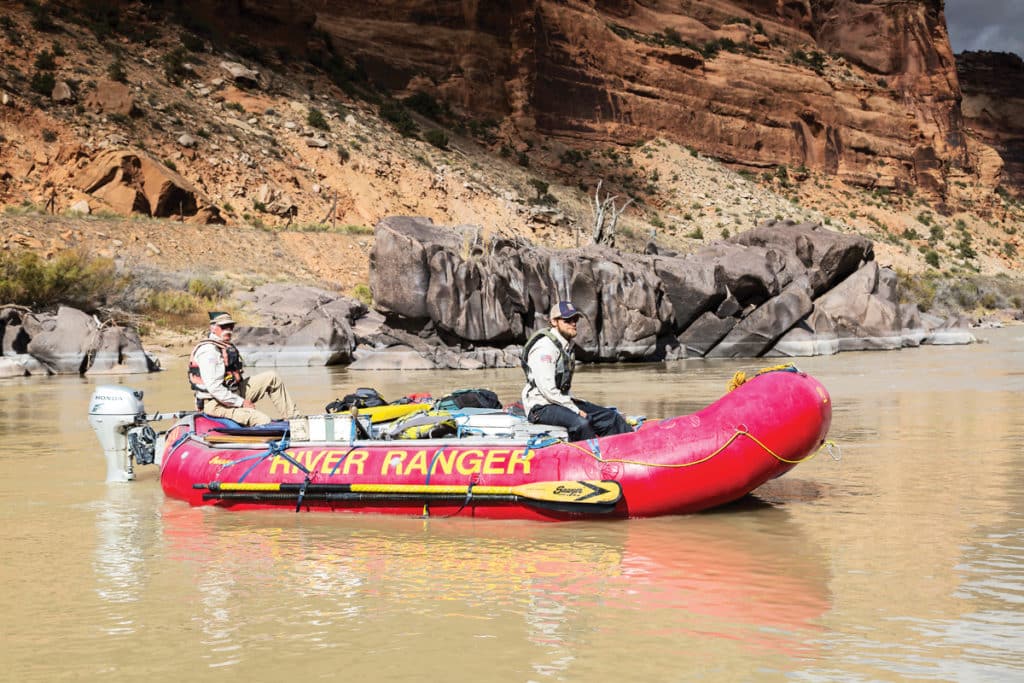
[945,0,1024,56]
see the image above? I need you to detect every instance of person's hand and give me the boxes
[578,409,587,418]
[242,399,255,409]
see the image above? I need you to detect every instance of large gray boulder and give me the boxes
[706,277,815,358]
[370,216,468,319]
[23,306,97,374]
[231,283,370,366]
[808,262,904,351]
[732,220,874,296]
[85,325,159,375]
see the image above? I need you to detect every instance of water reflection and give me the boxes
[90,485,164,636]
[150,502,830,674]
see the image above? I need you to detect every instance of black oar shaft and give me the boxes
[203,491,516,503]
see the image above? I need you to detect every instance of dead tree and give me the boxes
[591,180,633,247]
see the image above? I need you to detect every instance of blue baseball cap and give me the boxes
[549,301,580,321]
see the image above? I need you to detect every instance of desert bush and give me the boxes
[107,59,127,82]
[424,129,448,149]
[0,249,127,312]
[352,283,372,306]
[307,107,329,130]
[30,71,56,96]
[379,100,417,137]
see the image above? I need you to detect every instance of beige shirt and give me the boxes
[522,327,576,414]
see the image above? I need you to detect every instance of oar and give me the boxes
[196,479,623,512]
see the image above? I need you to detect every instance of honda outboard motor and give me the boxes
[88,386,155,482]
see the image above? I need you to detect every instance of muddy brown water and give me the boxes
[2,329,1022,681]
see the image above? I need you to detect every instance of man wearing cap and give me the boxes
[520,300,632,441]
[188,312,301,426]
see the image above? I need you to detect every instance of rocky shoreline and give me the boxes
[0,216,981,380]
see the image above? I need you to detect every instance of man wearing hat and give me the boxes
[520,300,632,441]
[188,311,301,426]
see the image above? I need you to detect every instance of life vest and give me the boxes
[521,329,574,393]
[188,338,244,394]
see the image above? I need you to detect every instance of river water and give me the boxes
[2,328,1022,681]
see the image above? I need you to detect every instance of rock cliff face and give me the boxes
[208,0,969,194]
[957,51,1024,195]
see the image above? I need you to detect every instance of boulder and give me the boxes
[23,306,96,374]
[348,345,436,370]
[808,262,904,351]
[51,80,74,103]
[678,312,737,357]
[84,80,137,117]
[75,149,222,222]
[706,277,814,358]
[220,61,260,87]
[370,216,468,319]
[732,220,873,296]
[85,325,159,375]
[0,357,27,379]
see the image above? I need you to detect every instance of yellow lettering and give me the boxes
[430,450,456,475]
[483,448,509,475]
[304,449,326,471]
[320,450,346,473]
[268,451,294,475]
[344,449,368,476]
[508,449,532,475]
[404,449,429,476]
[456,449,484,475]
[382,449,408,475]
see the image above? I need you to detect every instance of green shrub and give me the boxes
[353,283,372,306]
[403,91,446,120]
[146,290,201,315]
[379,100,418,137]
[35,50,56,71]
[307,107,329,130]
[424,129,448,149]
[163,46,189,84]
[186,277,230,300]
[0,249,127,313]
[108,59,127,82]
[31,71,56,96]
[924,249,940,268]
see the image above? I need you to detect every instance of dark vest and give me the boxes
[521,329,574,393]
[188,338,244,394]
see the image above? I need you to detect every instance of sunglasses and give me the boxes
[219,324,235,330]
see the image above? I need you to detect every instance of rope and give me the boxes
[557,428,835,469]
[727,363,799,392]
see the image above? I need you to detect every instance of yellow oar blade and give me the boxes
[510,480,622,505]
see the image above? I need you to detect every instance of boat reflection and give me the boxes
[148,498,830,671]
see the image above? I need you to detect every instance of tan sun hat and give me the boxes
[208,311,236,327]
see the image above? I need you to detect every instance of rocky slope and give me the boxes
[0,0,1023,329]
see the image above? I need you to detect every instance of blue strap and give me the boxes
[587,438,602,461]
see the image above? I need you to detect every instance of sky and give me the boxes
[944,0,1024,57]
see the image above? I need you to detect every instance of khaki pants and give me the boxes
[203,371,300,426]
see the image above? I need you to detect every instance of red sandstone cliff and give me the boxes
[957,51,1024,196]
[291,0,970,194]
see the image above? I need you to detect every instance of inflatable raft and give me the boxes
[88,366,832,520]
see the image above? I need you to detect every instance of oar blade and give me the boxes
[512,480,622,505]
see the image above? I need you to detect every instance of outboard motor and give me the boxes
[88,386,156,482]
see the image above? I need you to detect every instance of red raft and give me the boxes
[158,367,832,520]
